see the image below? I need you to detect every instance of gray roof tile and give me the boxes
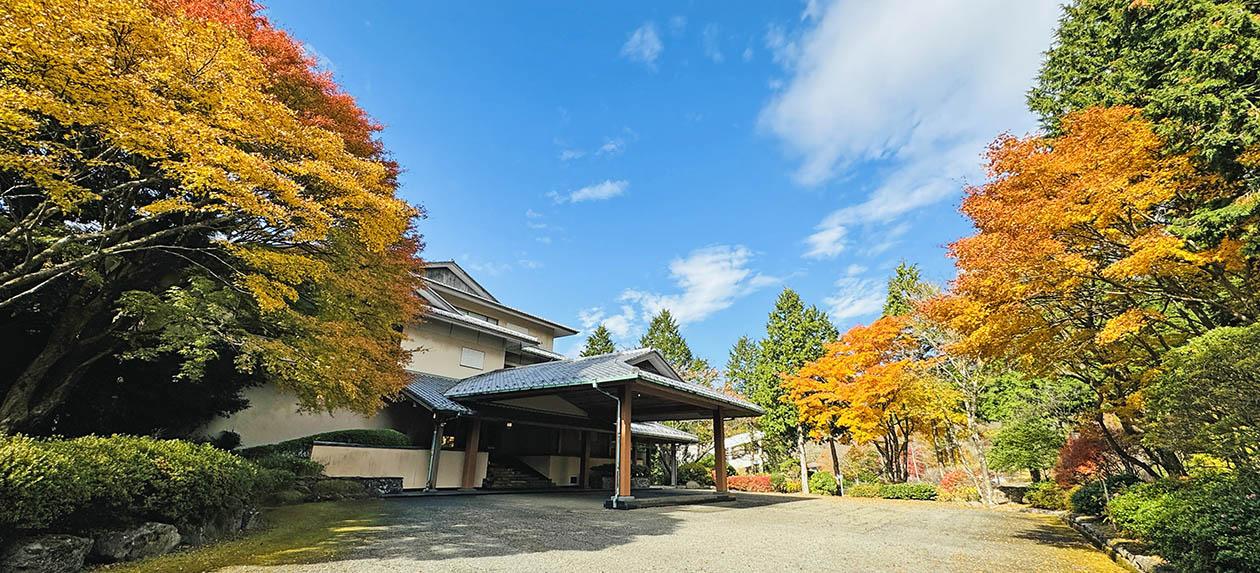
[401,371,473,414]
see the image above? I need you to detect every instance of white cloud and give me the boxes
[702,24,724,63]
[536,236,553,245]
[759,0,1060,258]
[825,276,884,323]
[525,209,543,219]
[621,245,777,325]
[463,259,512,277]
[742,46,754,62]
[549,179,629,204]
[518,258,543,270]
[559,149,585,161]
[596,137,625,156]
[844,263,867,276]
[621,22,663,67]
[578,305,637,339]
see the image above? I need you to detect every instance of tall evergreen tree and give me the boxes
[639,309,695,369]
[579,325,616,357]
[724,335,759,395]
[883,262,925,317]
[746,288,838,482]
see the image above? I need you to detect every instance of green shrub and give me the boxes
[240,429,412,459]
[809,471,838,496]
[879,483,938,501]
[678,462,714,486]
[1069,474,1140,515]
[1106,473,1260,572]
[847,483,881,497]
[0,434,257,533]
[1025,481,1069,510]
[783,479,802,493]
[0,435,89,531]
[770,472,787,493]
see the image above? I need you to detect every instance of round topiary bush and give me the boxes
[1068,474,1140,515]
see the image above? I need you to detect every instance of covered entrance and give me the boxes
[401,349,763,507]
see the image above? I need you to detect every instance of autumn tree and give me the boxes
[746,288,836,491]
[0,0,422,433]
[784,316,930,483]
[580,325,616,357]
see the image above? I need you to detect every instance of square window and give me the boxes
[460,347,485,370]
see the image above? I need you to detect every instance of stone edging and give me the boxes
[1060,514,1173,573]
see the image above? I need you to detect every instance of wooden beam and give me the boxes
[460,417,482,489]
[618,383,634,496]
[579,430,591,489]
[713,409,728,493]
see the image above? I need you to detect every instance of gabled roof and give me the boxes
[427,307,540,345]
[423,261,498,302]
[444,349,763,416]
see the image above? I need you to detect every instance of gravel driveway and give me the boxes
[221,491,1121,573]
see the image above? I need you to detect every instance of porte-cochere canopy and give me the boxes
[399,348,763,505]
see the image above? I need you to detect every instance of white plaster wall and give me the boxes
[404,321,507,377]
[311,444,488,490]
[520,455,613,486]
[201,385,394,448]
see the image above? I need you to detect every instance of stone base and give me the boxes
[603,496,638,510]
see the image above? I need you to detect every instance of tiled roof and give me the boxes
[444,349,763,415]
[401,371,472,414]
[631,422,699,443]
[426,308,540,344]
[519,345,565,361]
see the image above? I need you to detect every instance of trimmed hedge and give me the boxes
[1107,473,1260,572]
[728,475,773,492]
[239,429,412,459]
[0,434,257,534]
[879,483,938,501]
[847,483,882,498]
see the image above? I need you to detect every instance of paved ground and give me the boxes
[220,491,1121,573]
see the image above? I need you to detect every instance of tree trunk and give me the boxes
[796,427,810,494]
[1030,468,1042,482]
[828,438,841,475]
[0,286,113,433]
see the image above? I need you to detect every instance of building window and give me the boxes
[460,347,485,370]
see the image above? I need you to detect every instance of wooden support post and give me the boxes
[579,430,591,489]
[670,443,678,487]
[618,384,634,497]
[460,417,482,490]
[713,409,728,493]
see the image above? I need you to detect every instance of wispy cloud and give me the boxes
[702,24,724,63]
[596,137,625,156]
[759,0,1059,258]
[825,276,884,324]
[548,179,629,204]
[580,246,777,345]
[622,22,663,67]
[622,245,778,326]
[558,149,585,161]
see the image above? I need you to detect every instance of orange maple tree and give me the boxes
[945,106,1255,476]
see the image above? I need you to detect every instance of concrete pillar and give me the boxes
[426,417,447,491]
[579,430,591,489]
[713,409,728,493]
[460,417,481,490]
[617,384,634,497]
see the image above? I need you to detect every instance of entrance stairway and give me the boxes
[482,458,556,490]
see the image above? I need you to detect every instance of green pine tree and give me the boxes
[882,261,924,317]
[638,309,695,370]
[746,288,837,467]
[579,325,616,357]
[724,335,759,395]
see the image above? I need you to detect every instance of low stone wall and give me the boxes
[1062,514,1172,573]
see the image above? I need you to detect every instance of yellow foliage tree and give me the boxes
[0,0,422,431]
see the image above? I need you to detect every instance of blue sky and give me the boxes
[263,0,1062,364]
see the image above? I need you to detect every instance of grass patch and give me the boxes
[98,501,387,572]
